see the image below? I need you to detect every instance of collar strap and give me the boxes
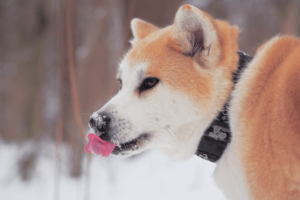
[195,51,253,162]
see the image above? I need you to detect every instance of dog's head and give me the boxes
[89,5,239,160]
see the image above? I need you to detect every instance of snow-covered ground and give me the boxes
[0,141,226,200]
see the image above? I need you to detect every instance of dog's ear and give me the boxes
[131,18,159,42]
[174,5,221,67]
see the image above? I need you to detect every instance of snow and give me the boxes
[91,112,103,126]
[0,141,226,200]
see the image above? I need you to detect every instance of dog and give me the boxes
[88,4,300,200]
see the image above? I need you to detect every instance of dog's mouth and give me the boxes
[112,133,149,155]
[85,132,150,157]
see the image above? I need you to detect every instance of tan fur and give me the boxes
[131,18,159,43]
[233,36,300,199]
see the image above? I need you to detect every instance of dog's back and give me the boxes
[218,36,300,200]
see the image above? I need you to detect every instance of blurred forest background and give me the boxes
[0,0,300,198]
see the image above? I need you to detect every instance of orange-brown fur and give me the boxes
[128,10,239,111]
[123,5,300,199]
[238,36,300,199]
[131,19,158,40]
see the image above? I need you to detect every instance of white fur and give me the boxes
[96,58,218,160]
[93,49,245,199]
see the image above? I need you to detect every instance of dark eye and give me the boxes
[139,77,159,93]
[117,79,122,90]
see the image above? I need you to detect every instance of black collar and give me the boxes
[195,51,253,162]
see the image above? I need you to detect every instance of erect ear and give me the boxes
[174,5,220,66]
[131,18,159,41]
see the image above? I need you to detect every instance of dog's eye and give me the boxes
[139,77,159,93]
[117,79,122,90]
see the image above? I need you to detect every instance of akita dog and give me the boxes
[86,4,300,200]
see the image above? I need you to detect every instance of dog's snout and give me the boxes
[89,112,111,134]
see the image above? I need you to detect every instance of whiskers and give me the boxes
[164,125,179,140]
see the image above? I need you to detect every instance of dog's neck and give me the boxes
[195,51,253,162]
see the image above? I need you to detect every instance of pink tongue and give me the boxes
[84,133,116,157]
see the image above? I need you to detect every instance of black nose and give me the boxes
[88,117,97,129]
[89,113,111,134]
